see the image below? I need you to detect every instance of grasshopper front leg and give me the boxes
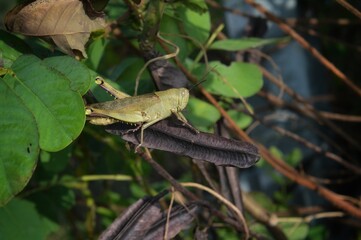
[173,111,199,134]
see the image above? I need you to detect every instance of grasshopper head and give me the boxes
[177,88,189,111]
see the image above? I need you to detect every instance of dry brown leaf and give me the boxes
[5,0,106,58]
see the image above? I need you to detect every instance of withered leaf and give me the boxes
[105,118,260,168]
[99,191,199,240]
[142,204,198,240]
[5,0,106,58]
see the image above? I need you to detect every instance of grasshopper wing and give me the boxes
[87,93,161,123]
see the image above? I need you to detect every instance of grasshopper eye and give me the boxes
[181,89,187,96]
[85,108,93,115]
[95,76,104,85]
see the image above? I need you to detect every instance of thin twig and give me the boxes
[138,148,198,200]
[206,0,252,18]
[293,25,361,52]
[256,90,355,160]
[244,0,361,97]
[260,67,361,150]
[336,0,361,19]
[285,17,361,26]
[172,55,361,219]
[270,125,361,175]
[320,111,361,122]
[164,187,175,240]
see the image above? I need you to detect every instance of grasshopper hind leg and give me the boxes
[95,76,130,99]
[134,119,162,152]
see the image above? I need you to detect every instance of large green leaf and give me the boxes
[0,54,91,206]
[196,61,263,98]
[7,55,86,150]
[43,56,92,95]
[0,198,58,239]
[0,81,39,206]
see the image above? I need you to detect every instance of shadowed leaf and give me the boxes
[5,0,106,58]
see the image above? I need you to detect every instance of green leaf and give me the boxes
[84,37,108,71]
[286,148,303,167]
[279,222,309,240]
[43,56,92,95]
[160,13,189,61]
[249,192,277,212]
[308,225,327,240]
[180,5,210,45]
[0,81,39,206]
[0,55,90,205]
[7,55,85,151]
[210,37,289,51]
[178,0,208,14]
[269,146,283,159]
[198,61,263,98]
[250,223,271,238]
[185,97,220,132]
[227,109,253,129]
[161,5,210,60]
[0,198,58,240]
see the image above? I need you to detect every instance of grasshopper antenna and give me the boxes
[188,78,207,91]
[188,65,217,92]
[134,32,179,96]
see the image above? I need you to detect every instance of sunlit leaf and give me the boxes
[196,61,263,98]
[210,37,288,51]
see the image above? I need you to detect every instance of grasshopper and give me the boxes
[86,77,197,149]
